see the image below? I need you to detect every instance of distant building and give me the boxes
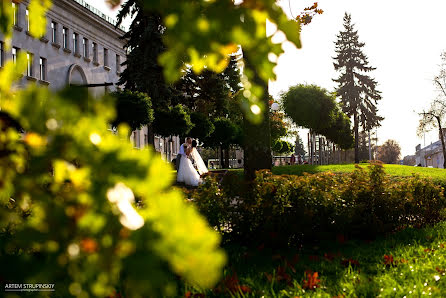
[415,141,444,168]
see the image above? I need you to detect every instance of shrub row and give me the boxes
[190,163,446,247]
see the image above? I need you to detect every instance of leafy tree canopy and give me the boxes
[270,102,289,145]
[153,104,193,138]
[111,90,154,132]
[203,117,240,149]
[272,139,283,153]
[188,111,215,140]
[282,84,353,149]
[376,139,401,164]
[116,0,322,123]
[278,140,293,154]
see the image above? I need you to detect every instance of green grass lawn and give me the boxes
[186,164,446,296]
[219,164,446,181]
[272,164,446,181]
[185,221,446,297]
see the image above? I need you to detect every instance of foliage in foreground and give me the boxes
[116,0,322,123]
[191,163,446,246]
[0,83,225,297]
[184,220,446,297]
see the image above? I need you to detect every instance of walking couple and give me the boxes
[176,137,208,186]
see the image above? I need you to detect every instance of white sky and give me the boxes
[91,0,446,157]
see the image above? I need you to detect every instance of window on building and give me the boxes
[26,8,30,31]
[92,42,98,63]
[72,33,78,54]
[26,52,33,77]
[104,48,108,66]
[116,54,120,72]
[62,27,68,49]
[39,57,46,81]
[133,131,140,148]
[51,21,57,43]
[0,42,3,67]
[82,38,88,57]
[12,47,19,64]
[12,2,18,26]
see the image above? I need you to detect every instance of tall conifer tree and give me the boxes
[333,13,383,163]
[117,2,182,144]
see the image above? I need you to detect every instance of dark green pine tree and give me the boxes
[116,1,191,144]
[333,13,383,163]
[294,134,306,156]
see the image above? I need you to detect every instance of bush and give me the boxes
[111,90,153,131]
[0,84,225,297]
[191,163,446,247]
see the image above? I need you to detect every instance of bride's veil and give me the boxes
[191,148,208,175]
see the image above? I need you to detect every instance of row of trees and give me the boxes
[418,52,446,168]
[277,13,384,164]
[113,0,327,178]
[114,7,387,170]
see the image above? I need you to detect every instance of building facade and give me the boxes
[415,141,444,168]
[2,0,180,159]
[3,0,125,95]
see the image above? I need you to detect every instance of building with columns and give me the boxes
[4,0,126,95]
[2,0,180,159]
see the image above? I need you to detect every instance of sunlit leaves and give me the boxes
[0,2,226,295]
[0,53,27,98]
[28,0,52,38]
[143,190,226,288]
[296,2,324,26]
[137,0,305,122]
[0,0,14,46]
[1,84,226,295]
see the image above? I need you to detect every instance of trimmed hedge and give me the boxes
[189,163,446,247]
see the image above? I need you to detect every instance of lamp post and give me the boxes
[270,102,280,166]
[271,102,280,112]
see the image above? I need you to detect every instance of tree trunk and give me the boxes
[333,143,336,164]
[148,124,155,146]
[368,130,372,161]
[308,132,311,164]
[353,112,359,163]
[242,56,272,181]
[311,133,314,164]
[224,147,230,169]
[319,137,322,165]
[219,146,224,169]
[436,117,446,169]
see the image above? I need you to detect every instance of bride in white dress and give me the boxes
[177,139,208,186]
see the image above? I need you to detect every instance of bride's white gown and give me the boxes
[177,148,208,186]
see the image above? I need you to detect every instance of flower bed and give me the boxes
[189,162,446,247]
[183,220,446,297]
